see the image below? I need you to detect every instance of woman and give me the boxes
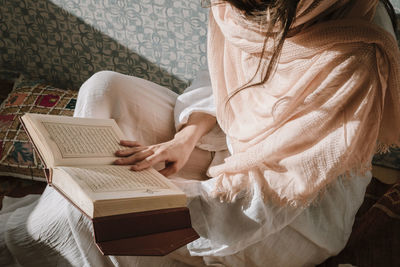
[3,0,400,266]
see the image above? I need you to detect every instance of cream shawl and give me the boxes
[207,0,400,205]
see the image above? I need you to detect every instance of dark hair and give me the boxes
[206,0,398,104]
[223,0,300,101]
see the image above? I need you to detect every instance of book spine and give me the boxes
[92,208,193,242]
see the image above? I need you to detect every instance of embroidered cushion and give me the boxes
[0,77,77,181]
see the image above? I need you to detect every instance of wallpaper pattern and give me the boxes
[0,0,209,93]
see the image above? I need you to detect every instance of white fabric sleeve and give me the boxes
[174,70,227,152]
[174,70,215,131]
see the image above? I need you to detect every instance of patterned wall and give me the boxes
[1,1,399,93]
[0,0,209,93]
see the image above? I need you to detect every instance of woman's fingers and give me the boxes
[130,152,167,171]
[119,140,141,147]
[117,139,185,176]
[115,140,146,157]
[114,150,154,165]
[115,146,146,157]
[159,162,179,177]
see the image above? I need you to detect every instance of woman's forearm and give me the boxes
[115,112,216,175]
[175,112,216,147]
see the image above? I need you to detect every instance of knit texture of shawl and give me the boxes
[207,0,400,206]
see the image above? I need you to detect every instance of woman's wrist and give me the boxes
[175,112,216,148]
[174,124,202,148]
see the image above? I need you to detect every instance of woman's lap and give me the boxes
[4,71,371,266]
[4,72,208,266]
[74,70,178,145]
[75,71,212,180]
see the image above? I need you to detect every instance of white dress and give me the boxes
[0,70,370,267]
[0,4,394,266]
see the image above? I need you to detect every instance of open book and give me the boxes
[21,113,198,255]
[21,113,186,218]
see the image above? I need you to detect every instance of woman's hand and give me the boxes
[114,112,217,176]
[114,134,196,177]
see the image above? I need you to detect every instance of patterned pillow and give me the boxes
[0,77,78,181]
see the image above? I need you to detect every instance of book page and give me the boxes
[61,165,171,193]
[57,165,183,200]
[42,122,123,158]
[52,166,186,217]
[21,113,126,167]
